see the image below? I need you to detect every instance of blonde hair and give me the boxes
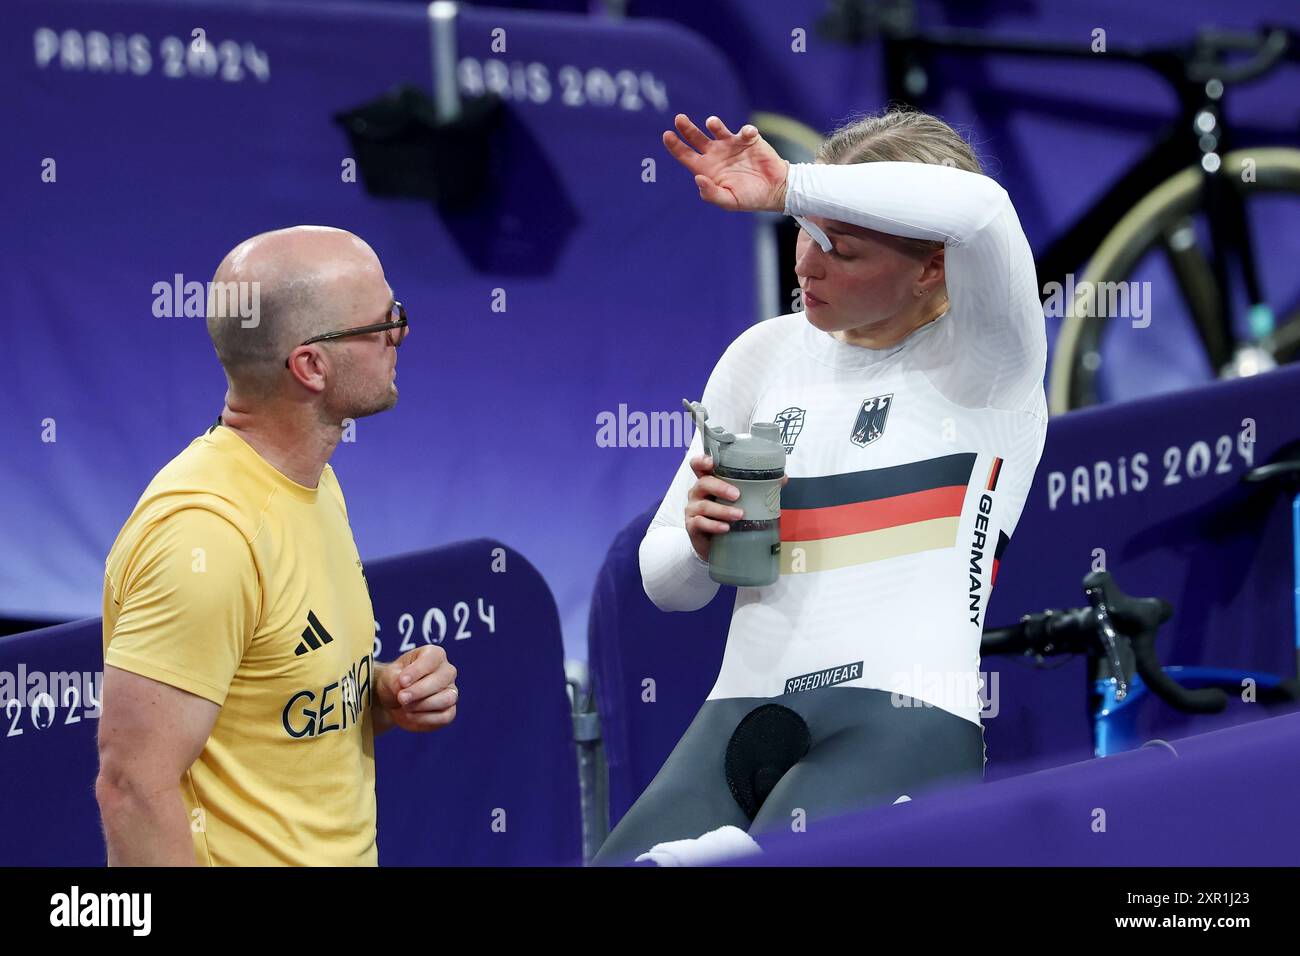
[816,108,982,257]
[816,107,982,172]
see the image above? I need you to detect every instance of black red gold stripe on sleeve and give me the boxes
[986,456,1003,491]
[779,453,977,574]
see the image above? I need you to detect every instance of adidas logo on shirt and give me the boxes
[294,610,335,656]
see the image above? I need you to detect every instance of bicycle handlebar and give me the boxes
[1083,571,1228,713]
[827,2,1298,92]
[982,571,1228,714]
[1187,27,1293,85]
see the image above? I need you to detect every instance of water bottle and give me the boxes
[684,399,786,587]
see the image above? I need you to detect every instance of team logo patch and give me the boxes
[850,394,893,447]
[774,406,806,454]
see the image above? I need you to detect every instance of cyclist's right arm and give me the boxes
[640,331,765,612]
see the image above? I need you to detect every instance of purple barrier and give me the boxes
[738,709,1300,866]
[587,365,1300,822]
[0,619,104,866]
[1,0,754,656]
[0,540,579,866]
[586,505,731,829]
[369,540,581,866]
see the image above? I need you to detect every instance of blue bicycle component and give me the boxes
[1092,672,1146,758]
[982,570,1300,757]
[1092,667,1293,757]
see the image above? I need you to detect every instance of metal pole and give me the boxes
[754,214,781,323]
[428,1,462,124]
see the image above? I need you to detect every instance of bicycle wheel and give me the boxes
[1049,147,1300,415]
[751,111,824,163]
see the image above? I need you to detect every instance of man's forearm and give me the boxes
[96,777,197,866]
[371,661,396,736]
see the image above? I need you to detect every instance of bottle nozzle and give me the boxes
[683,398,735,463]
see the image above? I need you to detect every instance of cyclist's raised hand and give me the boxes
[662,113,789,213]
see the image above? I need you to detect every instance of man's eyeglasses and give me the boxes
[285,301,409,368]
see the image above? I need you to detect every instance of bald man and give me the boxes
[96,226,457,866]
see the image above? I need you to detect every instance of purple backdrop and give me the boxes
[1,0,754,656]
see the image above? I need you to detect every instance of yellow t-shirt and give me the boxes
[102,422,378,866]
